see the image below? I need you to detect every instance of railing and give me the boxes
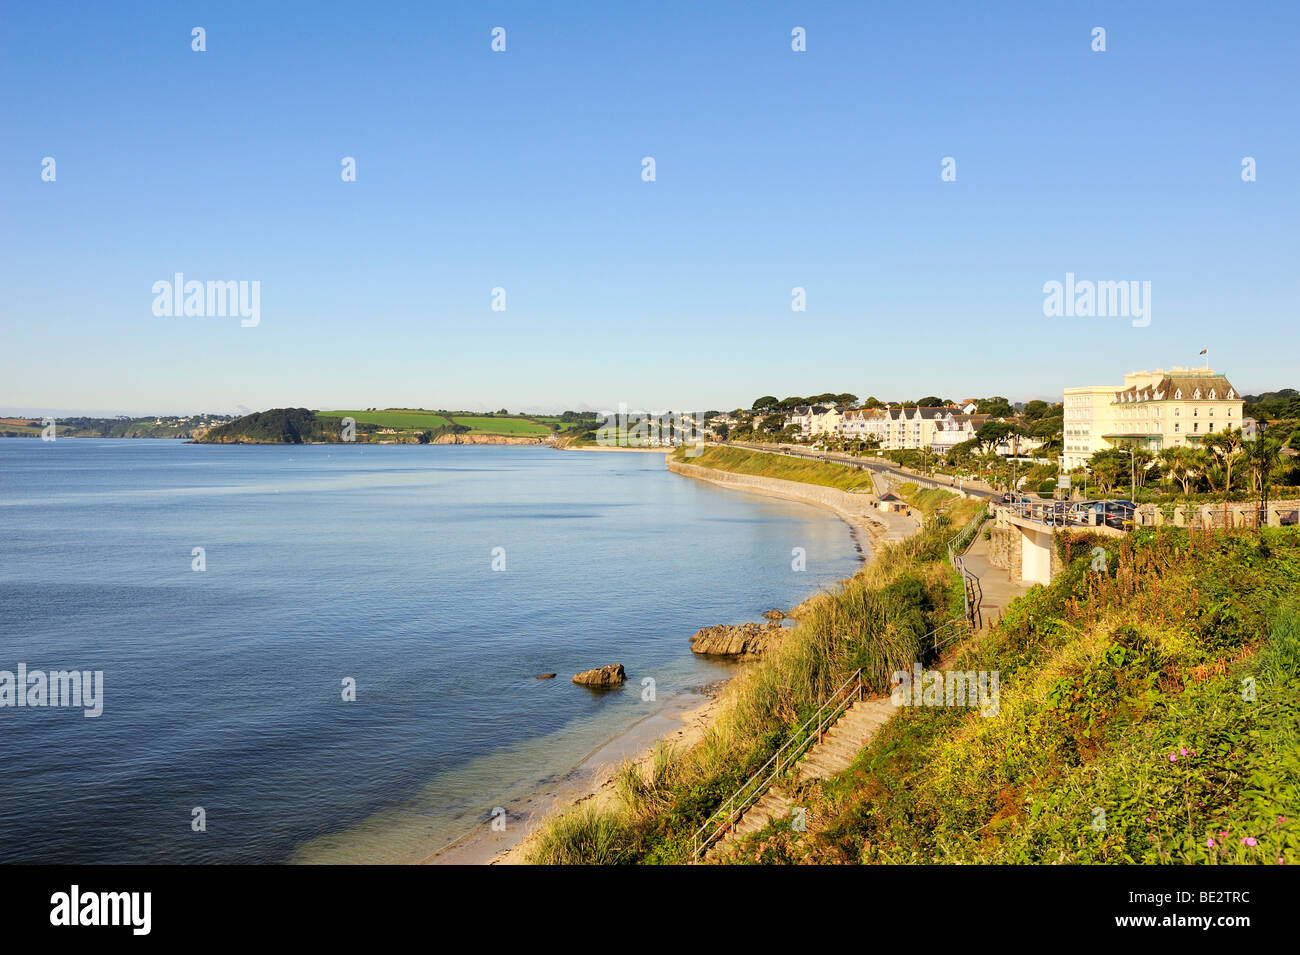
[688,617,973,863]
[931,616,976,653]
[1001,498,1136,531]
[947,507,989,630]
[946,506,988,563]
[688,665,866,863]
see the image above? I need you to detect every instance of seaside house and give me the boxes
[929,413,989,454]
[790,404,844,438]
[1061,366,1244,471]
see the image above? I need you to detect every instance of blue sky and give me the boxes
[2,1,1297,415]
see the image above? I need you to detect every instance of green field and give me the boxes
[318,410,452,430]
[319,409,553,437]
[448,416,550,436]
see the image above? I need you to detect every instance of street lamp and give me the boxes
[1121,447,1136,502]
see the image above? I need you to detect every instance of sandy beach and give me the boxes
[425,453,917,865]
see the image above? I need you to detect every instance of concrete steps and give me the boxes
[704,696,895,860]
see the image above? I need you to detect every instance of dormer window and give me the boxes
[1174,388,1182,399]
[1193,389,1201,399]
[1209,389,1216,399]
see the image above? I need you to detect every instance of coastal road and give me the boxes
[721,441,1004,503]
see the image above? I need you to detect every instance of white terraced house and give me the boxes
[843,406,991,452]
[790,404,844,438]
[1061,366,1245,472]
[930,413,990,453]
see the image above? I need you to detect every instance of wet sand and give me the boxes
[425,682,729,864]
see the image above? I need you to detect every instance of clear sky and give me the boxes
[2,1,1297,416]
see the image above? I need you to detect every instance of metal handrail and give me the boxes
[688,666,865,863]
[1000,498,1137,530]
[688,617,971,862]
[931,616,975,652]
[947,508,988,629]
[946,506,988,565]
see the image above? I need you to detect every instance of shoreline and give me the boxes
[432,453,918,865]
[425,682,730,865]
[556,444,674,454]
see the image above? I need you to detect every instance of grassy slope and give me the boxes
[445,415,550,436]
[319,409,551,436]
[318,410,451,430]
[529,518,966,864]
[674,445,876,492]
[894,481,983,526]
[724,527,1300,865]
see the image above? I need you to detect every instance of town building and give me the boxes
[843,406,993,453]
[1061,366,1244,471]
[790,404,845,438]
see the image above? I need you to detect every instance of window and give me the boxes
[1175,423,1180,432]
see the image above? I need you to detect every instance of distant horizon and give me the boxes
[6,370,1295,423]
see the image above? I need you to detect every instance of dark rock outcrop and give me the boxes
[689,622,784,658]
[572,664,626,687]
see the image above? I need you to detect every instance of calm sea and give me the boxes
[0,439,860,863]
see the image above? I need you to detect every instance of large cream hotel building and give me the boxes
[1062,366,1244,472]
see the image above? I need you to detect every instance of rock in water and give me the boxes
[689,622,783,658]
[762,609,785,621]
[572,664,626,687]
[536,673,557,680]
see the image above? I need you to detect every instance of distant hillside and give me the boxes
[194,407,589,444]
[0,414,233,439]
[1245,388,1300,421]
[196,408,341,444]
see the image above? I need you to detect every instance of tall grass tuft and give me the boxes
[528,804,635,866]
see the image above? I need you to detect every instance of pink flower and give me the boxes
[1180,747,1188,756]
[1220,830,1229,839]
[1206,837,1216,848]
[1241,837,1257,847]
[1168,754,1178,762]
[1279,816,1288,824]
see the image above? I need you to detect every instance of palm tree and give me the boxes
[1204,428,1244,492]
[1242,436,1281,494]
[1157,446,1196,495]
[1197,448,1227,492]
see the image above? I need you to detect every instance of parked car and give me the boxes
[1103,500,1137,529]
